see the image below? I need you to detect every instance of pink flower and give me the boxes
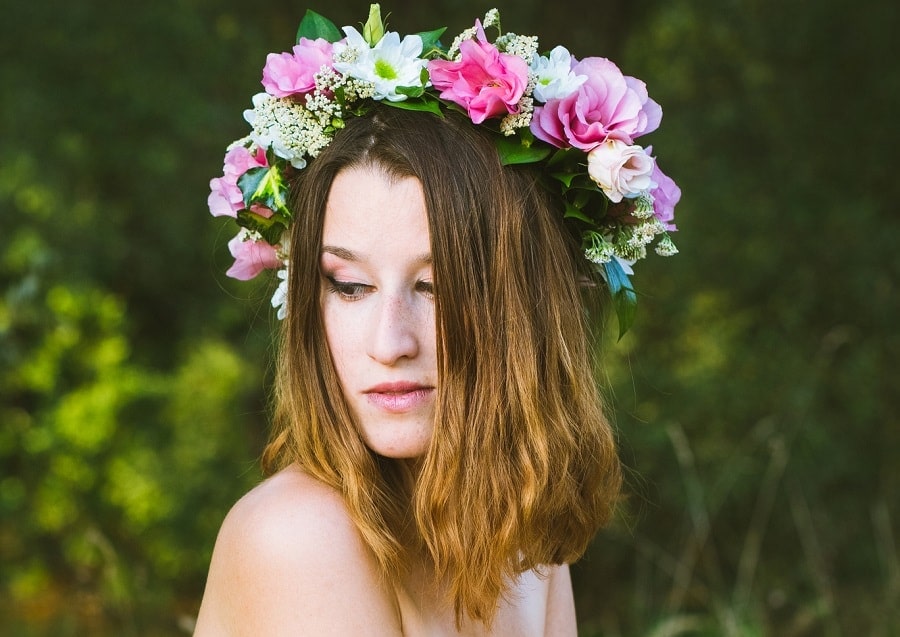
[530,57,662,150]
[587,140,655,203]
[427,31,528,124]
[207,146,268,218]
[649,156,680,231]
[261,38,334,98]
[225,230,281,281]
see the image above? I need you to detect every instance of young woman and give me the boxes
[197,7,678,634]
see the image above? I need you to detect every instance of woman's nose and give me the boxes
[366,292,420,365]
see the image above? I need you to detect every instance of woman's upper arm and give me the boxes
[193,471,401,636]
[544,564,578,636]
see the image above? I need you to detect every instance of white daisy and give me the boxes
[333,27,427,102]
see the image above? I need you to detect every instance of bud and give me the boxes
[363,4,385,46]
[655,235,679,257]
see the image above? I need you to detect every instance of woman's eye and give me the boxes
[325,276,370,300]
[416,281,434,299]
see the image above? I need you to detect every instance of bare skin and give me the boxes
[194,166,578,635]
[193,466,577,636]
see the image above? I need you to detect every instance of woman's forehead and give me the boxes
[321,166,430,258]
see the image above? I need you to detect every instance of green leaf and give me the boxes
[296,9,342,43]
[572,190,591,209]
[383,98,444,116]
[236,209,288,246]
[563,203,592,223]
[395,85,425,98]
[237,167,267,206]
[495,137,552,165]
[601,259,637,339]
[417,27,447,54]
[237,166,291,218]
[551,171,578,188]
[546,148,580,168]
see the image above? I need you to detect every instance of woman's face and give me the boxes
[320,165,437,459]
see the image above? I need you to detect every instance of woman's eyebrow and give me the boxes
[320,246,432,266]
[321,245,358,261]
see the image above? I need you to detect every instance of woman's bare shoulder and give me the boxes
[544,564,577,636]
[193,466,401,636]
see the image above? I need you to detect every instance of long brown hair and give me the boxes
[263,105,621,625]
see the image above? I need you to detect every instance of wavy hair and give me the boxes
[262,105,621,626]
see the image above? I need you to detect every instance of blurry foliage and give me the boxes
[573,0,900,635]
[1,0,897,635]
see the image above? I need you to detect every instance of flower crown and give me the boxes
[208,5,680,335]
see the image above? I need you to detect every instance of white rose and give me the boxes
[587,140,655,203]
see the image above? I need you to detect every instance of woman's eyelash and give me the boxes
[324,276,435,300]
[325,276,369,299]
[416,281,434,298]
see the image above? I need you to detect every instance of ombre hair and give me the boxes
[263,105,621,625]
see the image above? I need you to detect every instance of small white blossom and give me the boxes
[655,235,679,257]
[244,93,332,168]
[495,33,539,60]
[500,95,534,135]
[584,231,615,265]
[482,8,500,29]
[631,192,656,219]
[447,26,478,60]
[625,220,665,252]
[615,240,647,262]
[333,27,427,102]
[313,67,376,105]
[530,46,587,102]
[271,267,289,320]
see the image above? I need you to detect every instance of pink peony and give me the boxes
[649,157,680,231]
[261,38,334,98]
[225,230,281,281]
[207,146,268,218]
[530,57,662,150]
[427,32,529,124]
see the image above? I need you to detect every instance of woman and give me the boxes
[197,7,678,634]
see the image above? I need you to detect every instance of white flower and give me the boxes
[584,231,615,265]
[655,235,679,257]
[447,26,478,60]
[482,8,500,29]
[500,95,534,135]
[244,93,332,168]
[332,27,427,102]
[631,192,656,219]
[530,46,586,102]
[587,139,655,203]
[271,267,289,320]
[495,33,539,60]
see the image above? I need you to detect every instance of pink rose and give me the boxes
[427,32,528,124]
[649,156,680,231]
[530,57,662,150]
[225,230,281,281]
[261,38,334,98]
[587,140,655,203]
[207,146,268,218]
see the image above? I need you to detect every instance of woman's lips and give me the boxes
[364,382,434,413]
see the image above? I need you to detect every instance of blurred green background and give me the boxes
[1,0,897,635]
